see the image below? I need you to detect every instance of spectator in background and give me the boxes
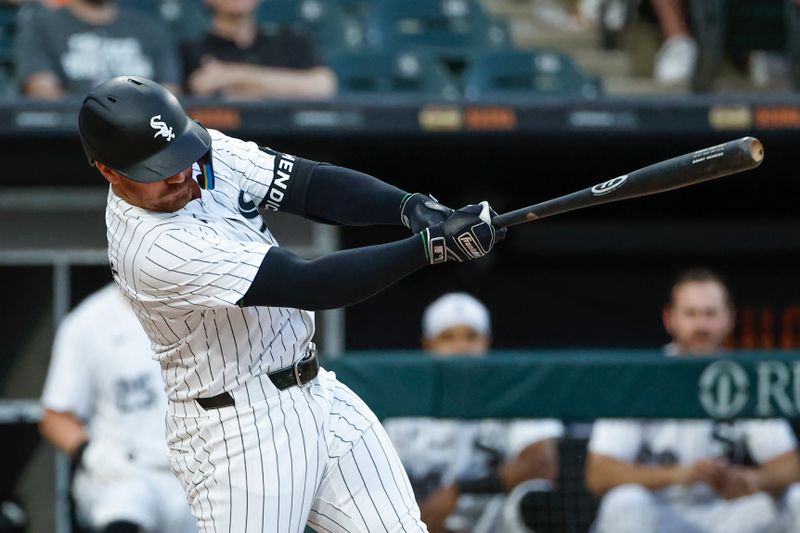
[181,0,336,99]
[586,269,800,533]
[14,0,181,99]
[39,284,196,533]
[385,293,564,533]
[651,0,697,86]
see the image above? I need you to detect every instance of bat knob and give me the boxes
[743,136,764,165]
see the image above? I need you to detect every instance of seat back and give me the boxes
[463,49,603,100]
[366,0,509,60]
[258,0,365,60]
[331,50,459,99]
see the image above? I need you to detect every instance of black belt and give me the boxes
[196,344,319,410]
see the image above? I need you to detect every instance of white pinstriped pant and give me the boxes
[166,369,428,533]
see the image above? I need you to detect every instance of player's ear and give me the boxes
[421,336,431,351]
[95,162,120,185]
[662,305,674,336]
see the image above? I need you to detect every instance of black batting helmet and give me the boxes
[78,76,215,189]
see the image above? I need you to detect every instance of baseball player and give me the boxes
[77,76,505,533]
[40,283,196,533]
[586,269,800,533]
[385,293,564,533]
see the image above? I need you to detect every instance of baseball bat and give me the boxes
[492,136,764,229]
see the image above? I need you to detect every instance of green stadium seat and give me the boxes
[462,49,603,100]
[257,0,365,60]
[330,50,459,99]
[118,0,208,41]
[365,0,510,64]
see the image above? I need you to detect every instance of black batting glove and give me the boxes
[401,193,454,233]
[421,201,501,264]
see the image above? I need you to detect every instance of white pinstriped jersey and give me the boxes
[42,283,170,466]
[105,129,314,402]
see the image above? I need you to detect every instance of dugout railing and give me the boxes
[324,351,800,532]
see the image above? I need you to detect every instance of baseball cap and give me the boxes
[422,293,491,338]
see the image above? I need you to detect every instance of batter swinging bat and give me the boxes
[492,136,764,229]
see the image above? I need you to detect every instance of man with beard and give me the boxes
[585,269,800,533]
[15,0,181,98]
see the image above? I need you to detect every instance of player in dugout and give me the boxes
[586,268,800,533]
[384,292,565,533]
[40,283,196,533]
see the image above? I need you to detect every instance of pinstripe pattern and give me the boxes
[167,370,426,532]
[107,129,424,531]
[106,130,314,403]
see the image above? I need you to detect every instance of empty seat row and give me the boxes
[331,49,603,100]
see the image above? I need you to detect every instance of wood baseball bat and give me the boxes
[492,136,764,229]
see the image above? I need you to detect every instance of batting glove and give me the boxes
[401,193,454,233]
[421,201,503,264]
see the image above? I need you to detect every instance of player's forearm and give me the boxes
[295,163,409,226]
[228,65,336,99]
[753,451,800,496]
[240,235,428,310]
[500,439,559,490]
[23,72,64,100]
[39,409,89,457]
[586,453,681,497]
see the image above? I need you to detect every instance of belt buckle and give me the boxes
[293,342,317,388]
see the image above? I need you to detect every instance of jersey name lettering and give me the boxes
[263,153,295,211]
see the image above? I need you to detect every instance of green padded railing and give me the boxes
[324,350,800,421]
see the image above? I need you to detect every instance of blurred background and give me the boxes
[3,0,800,531]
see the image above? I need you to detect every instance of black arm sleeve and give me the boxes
[259,147,407,226]
[240,235,428,310]
[302,164,408,226]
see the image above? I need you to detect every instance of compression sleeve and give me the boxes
[276,162,407,226]
[240,236,428,310]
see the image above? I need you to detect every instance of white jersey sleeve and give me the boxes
[138,228,271,311]
[743,419,798,463]
[209,130,307,211]
[41,306,94,419]
[589,419,645,461]
[507,419,565,458]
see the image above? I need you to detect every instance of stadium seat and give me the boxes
[118,0,208,41]
[462,49,603,100]
[365,0,510,65]
[330,50,459,99]
[257,0,365,60]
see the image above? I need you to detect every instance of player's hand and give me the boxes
[401,193,453,233]
[420,484,460,533]
[713,466,760,500]
[79,441,136,484]
[188,58,230,97]
[422,201,504,264]
[676,458,728,486]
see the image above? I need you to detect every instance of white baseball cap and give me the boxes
[422,292,491,338]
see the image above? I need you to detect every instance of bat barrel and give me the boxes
[492,136,764,229]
